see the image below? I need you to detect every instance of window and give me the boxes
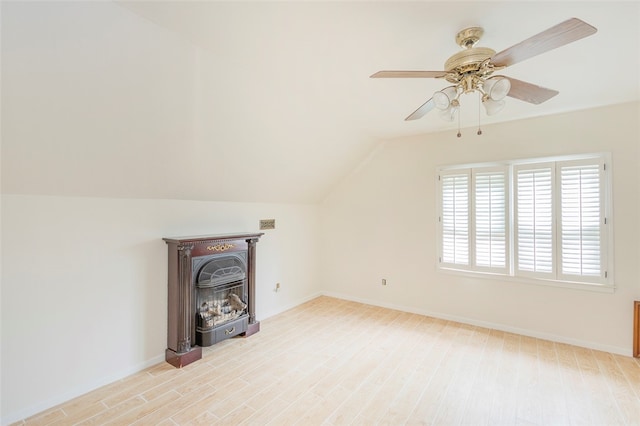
[437,154,612,289]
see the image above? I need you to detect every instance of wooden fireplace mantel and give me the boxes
[163,232,264,368]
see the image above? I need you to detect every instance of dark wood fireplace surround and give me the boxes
[163,232,263,368]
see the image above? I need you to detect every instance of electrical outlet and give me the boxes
[382,279,387,286]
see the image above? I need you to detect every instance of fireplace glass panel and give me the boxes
[196,281,248,330]
[197,253,246,287]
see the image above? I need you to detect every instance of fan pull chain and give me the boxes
[457,106,462,138]
[477,92,483,136]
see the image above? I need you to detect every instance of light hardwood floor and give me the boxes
[15,296,640,425]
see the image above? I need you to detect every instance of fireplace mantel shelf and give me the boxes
[163,232,264,245]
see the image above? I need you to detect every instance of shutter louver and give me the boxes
[441,173,469,265]
[475,170,507,270]
[515,166,554,275]
[560,163,602,278]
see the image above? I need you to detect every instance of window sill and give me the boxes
[437,266,616,293]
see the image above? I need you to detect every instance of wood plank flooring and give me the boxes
[15,296,640,425]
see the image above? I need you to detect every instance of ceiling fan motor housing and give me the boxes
[444,27,496,83]
[444,47,495,72]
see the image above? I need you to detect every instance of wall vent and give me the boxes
[260,219,275,230]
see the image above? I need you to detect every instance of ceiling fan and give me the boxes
[371,18,597,126]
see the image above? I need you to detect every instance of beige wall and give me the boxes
[320,102,640,356]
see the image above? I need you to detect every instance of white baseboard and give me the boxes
[258,291,323,322]
[320,291,632,357]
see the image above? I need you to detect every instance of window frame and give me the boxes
[436,153,614,292]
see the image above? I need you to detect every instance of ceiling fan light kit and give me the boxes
[433,86,458,110]
[371,18,597,136]
[483,98,506,116]
[483,77,511,102]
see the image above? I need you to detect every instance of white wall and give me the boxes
[1,195,319,423]
[320,102,640,356]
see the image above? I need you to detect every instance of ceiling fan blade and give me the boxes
[371,70,447,78]
[405,98,435,121]
[505,77,559,104]
[491,18,597,68]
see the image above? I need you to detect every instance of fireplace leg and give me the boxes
[245,321,260,337]
[165,347,202,368]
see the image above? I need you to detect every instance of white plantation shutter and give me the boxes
[558,160,605,282]
[474,168,508,272]
[438,154,610,288]
[514,164,555,277]
[440,171,470,266]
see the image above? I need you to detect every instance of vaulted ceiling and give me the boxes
[2,1,638,203]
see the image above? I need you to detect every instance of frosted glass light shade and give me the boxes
[433,86,458,110]
[439,106,459,122]
[483,98,506,115]
[483,77,511,101]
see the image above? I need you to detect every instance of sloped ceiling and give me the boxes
[2,1,639,203]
